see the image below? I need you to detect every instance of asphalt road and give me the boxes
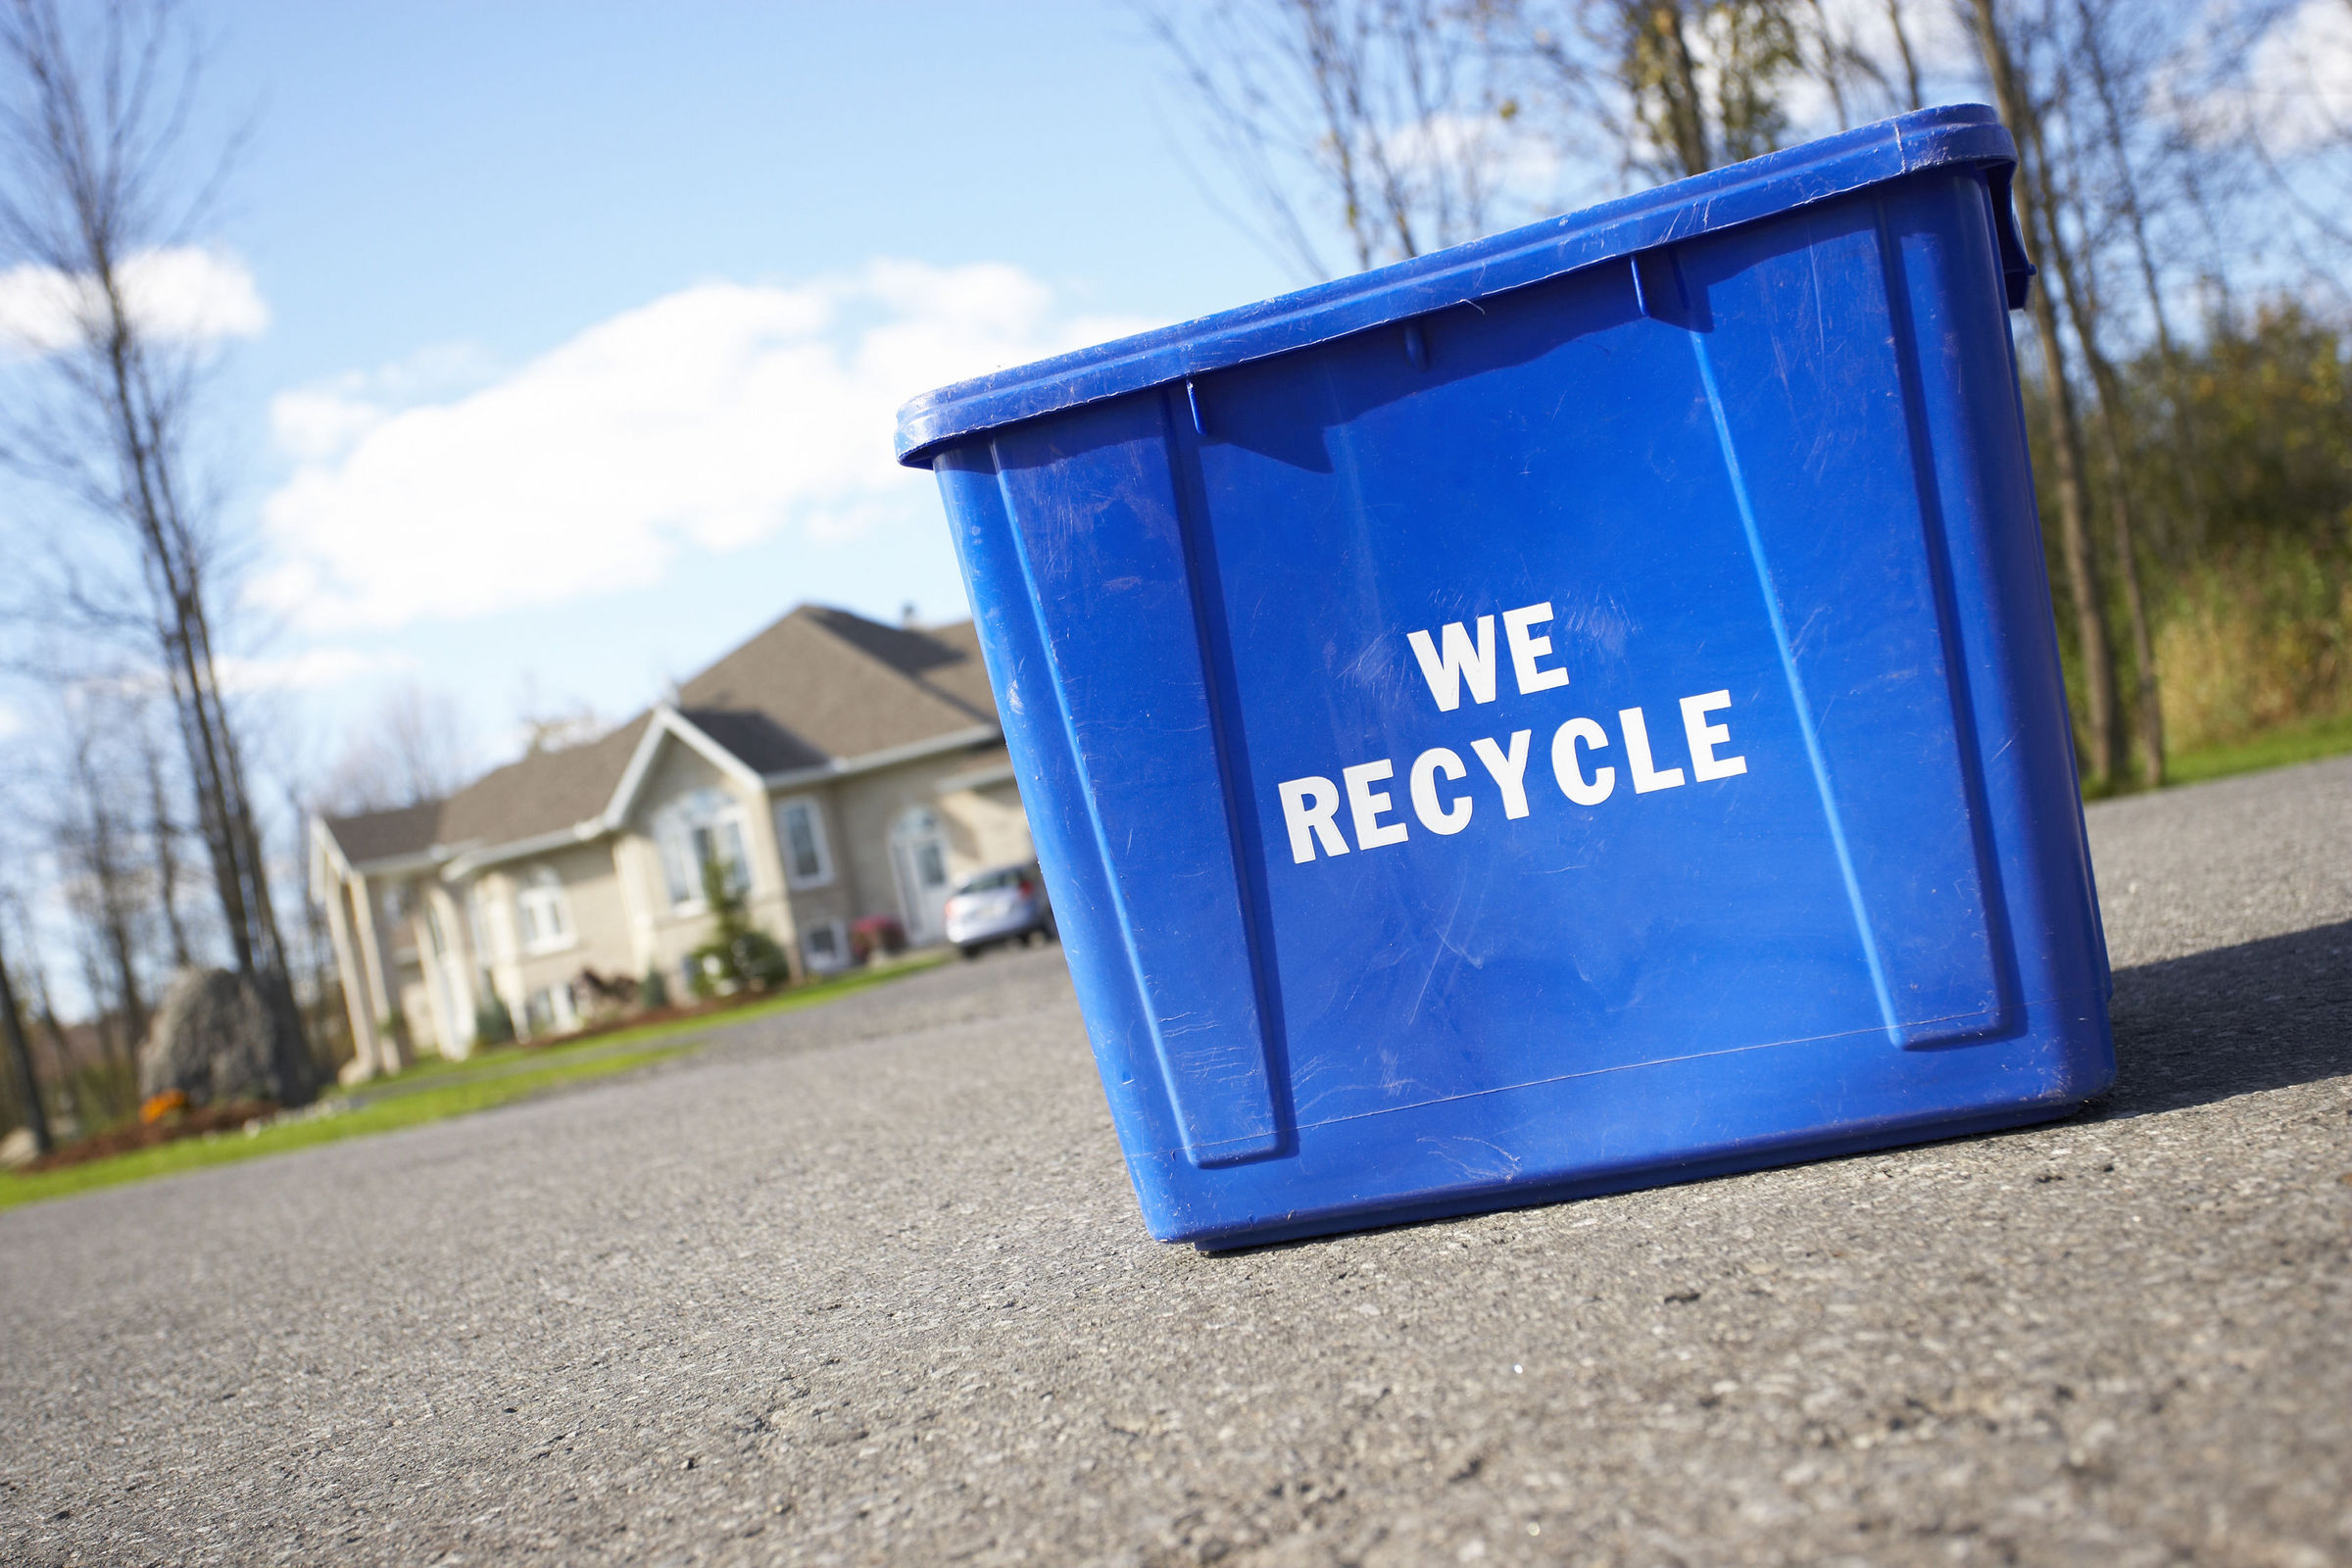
[4,759,2347,1568]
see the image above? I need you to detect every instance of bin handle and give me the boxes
[1985,166,2036,312]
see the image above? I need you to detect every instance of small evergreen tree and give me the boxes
[473,988,515,1047]
[688,855,790,997]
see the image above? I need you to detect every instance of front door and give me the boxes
[890,807,953,944]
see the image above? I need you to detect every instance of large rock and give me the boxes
[138,968,318,1109]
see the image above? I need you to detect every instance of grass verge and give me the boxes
[2165,712,2352,788]
[2,949,953,1212]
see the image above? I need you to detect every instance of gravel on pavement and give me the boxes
[2,758,2347,1568]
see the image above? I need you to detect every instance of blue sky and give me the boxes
[15,0,2344,795]
[178,1,1298,777]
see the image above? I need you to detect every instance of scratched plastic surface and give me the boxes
[896,106,2115,1249]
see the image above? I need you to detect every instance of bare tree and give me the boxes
[1503,1,1803,181]
[1141,0,1528,277]
[53,692,151,1051]
[2031,62,2164,783]
[1971,0,2123,787]
[2070,0,2206,560]
[137,709,193,968]
[1882,0,1925,111]
[0,891,50,1153]
[321,680,471,813]
[0,0,313,1100]
[281,779,349,1071]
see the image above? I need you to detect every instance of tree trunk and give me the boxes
[144,731,193,969]
[66,728,151,1050]
[1971,0,2121,787]
[1885,0,1924,111]
[1630,1,1712,176]
[2015,14,2164,787]
[2040,212,2167,786]
[2075,0,2208,559]
[0,935,51,1156]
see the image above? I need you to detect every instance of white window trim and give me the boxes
[464,881,511,970]
[516,867,577,956]
[801,918,849,973]
[524,981,578,1038]
[773,795,834,891]
[654,791,753,914]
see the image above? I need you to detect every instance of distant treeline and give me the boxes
[1147,0,2352,788]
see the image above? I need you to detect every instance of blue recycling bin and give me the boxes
[896,105,2114,1249]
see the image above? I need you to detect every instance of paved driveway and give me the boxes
[4,760,2347,1567]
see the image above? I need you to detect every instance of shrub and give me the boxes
[473,991,516,1047]
[689,853,794,997]
[641,966,670,1009]
[849,915,906,964]
[2157,542,2352,754]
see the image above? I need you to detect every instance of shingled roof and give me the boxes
[318,607,1000,871]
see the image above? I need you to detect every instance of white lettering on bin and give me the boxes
[1470,730,1535,819]
[1277,776,1348,863]
[1275,662,1752,872]
[1343,760,1410,849]
[1680,689,1748,781]
[1501,602,1572,696]
[1408,748,1474,835]
[1620,706,1687,793]
[1549,717,1616,805]
[1405,617,1497,711]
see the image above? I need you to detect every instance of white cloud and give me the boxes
[215,647,416,695]
[0,700,21,740]
[257,260,1150,631]
[2238,0,2352,153]
[269,340,504,464]
[0,246,269,356]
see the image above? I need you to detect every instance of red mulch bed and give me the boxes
[22,1100,279,1172]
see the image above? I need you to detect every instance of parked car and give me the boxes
[942,860,1054,958]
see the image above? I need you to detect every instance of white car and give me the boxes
[942,861,1055,958]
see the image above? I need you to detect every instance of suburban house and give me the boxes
[309,606,1034,1076]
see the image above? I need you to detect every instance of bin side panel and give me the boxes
[1186,265,1892,1129]
[991,403,1285,1167]
[1878,172,2115,1091]
[935,447,1198,1225]
[1678,199,2010,1048]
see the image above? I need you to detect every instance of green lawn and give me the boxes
[2,951,951,1212]
[2164,712,2352,788]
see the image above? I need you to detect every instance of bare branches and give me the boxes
[321,682,472,815]
[1139,0,1528,277]
[1495,2,1806,182]
[0,0,313,1100]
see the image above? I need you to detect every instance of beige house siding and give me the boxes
[772,786,858,971]
[314,610,1037,1067]
[626,736,802,989]
[940,773,1035,874]
[834,742,1036,941]
[395,974,435,1056]
[500,842,633,1033]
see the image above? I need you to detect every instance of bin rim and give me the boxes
[894,103,2021,466]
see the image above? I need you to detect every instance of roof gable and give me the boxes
[317,607,1002,873]
[677,606,997,765]
[318,800,446,868]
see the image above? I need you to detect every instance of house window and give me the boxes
[802,920,846,973]
[523,981,578,1037]
[655,788,750,909]
[774,797,832,889]
[514,866,573,955]
[465,882,499,969]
